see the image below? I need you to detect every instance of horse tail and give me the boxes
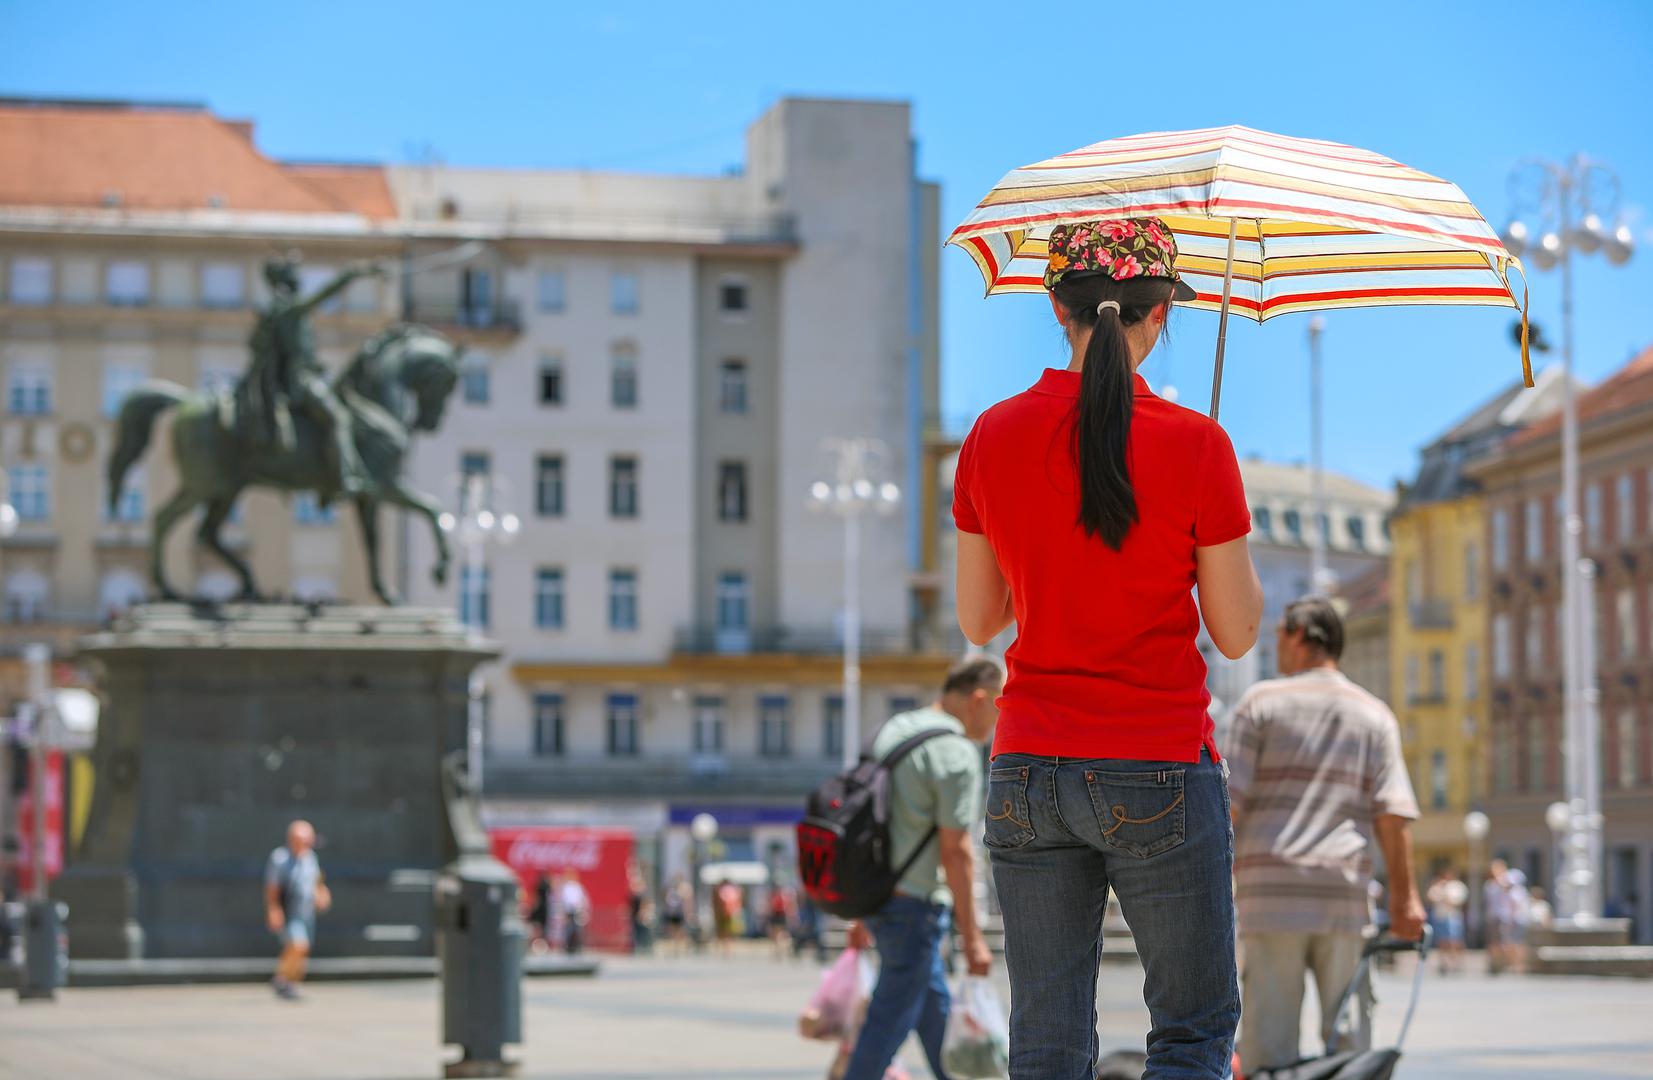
[108,385,186,514]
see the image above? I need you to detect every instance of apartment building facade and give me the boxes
[1470,347,1653,941]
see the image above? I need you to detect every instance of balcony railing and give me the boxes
[485,754,838,800]
[1409,600,1455,630]
[405,298,522,333]
[673,624,918,657]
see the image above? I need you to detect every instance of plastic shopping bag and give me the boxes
[940,975,1010,1079]
[799,947,864,1041]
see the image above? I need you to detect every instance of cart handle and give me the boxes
[1329,925,1433,1055]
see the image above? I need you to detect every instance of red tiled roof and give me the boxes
[282,164,396,220]
[0,101,390,219]
[1508,344,1653,448]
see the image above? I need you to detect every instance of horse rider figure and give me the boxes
[239,254,384,503]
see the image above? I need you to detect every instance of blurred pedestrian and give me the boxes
[952,218,1261,1078]
[527,873,553,953]
[767,884,795,959]
[1527,885,1553,929]
[264,820,331,1001]
[559,870,590,955]
[659,873,691,955]
[1227,598,1425,1074]
[840,658,1001,1080]
[1484,860,1530,974]
[713,879,741,956]
[628,859,651,954]
[1426,868,1469,973]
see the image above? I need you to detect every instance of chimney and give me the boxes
[225,118,256,145]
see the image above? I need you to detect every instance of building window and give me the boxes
[606,693,639,756]
[102,361,147,419]
[1491,507,1510,571]
[1427,650,1444,699]
[200,262,244,309]
[1315,513,1331,548]
[1618,709,1639,788]
[535,455,564,517]
[718,461,748,523]
[1525,610,1543,671]
[889,696,921,716]
[536,270,566,314]
[105,260,150,306]
[538,354,563,405]
[98,569,146,620]
[535,568,565,630]
[1616,588,1637,659]
[1464,543,1480,601]
[1253,506,1272,537]
[8,257,51,305]
[1282,508,1302,543]
[7,465,49,522]
[1404,654,1419,702]
[460,451,490,504]
[6,364,51,416]
[1586,482,1604,549]
[106,467,145,523]
[692,697,725,755]
[1527,718,1547,794]
[533,693,564,756]
[720,359,749,414]
[1464,643,1480,700]
[462,354,490,405]
[610,270,639,315]
[1346,515,1366,550]
[822,695,844,759]
[1405,559,1421,607]
[293,492,336,526]
[716,572,749,632]
[719,276,749,316]
[1616,473,1634,544]
[759,695,791,758]
[459,564,490,629]
[1524,498,1543,563]
[459,268,495,327]
[1430,750,1448,811]
[608,568,638,631]
[3,568,49,623]
[610,342,638,408]
[609,456,638,519]
[1493,723,1515,795]
[1492,614,1512,679]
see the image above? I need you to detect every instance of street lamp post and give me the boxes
[689,812,718,946]
[809,440,902,770]
[1501,156,1635,927]
[440,474,520,792]
[1306,316,1333,595]
[1463,810,1491,949]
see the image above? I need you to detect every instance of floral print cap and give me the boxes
[1044,217,1198,301]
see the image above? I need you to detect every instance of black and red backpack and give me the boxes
[796,728,951,918]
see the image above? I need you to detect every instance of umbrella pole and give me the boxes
[1208,218,1238,420]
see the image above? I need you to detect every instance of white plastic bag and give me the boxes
[941,975,1010,1078]
[799,946,864,1041]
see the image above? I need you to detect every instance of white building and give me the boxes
[1203,458,1395,726]
[388,99,953,885]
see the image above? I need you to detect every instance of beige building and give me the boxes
[0,98,402,700]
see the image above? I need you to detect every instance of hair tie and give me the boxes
[1095,300,1121,316]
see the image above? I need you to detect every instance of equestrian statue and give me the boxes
[106,254,462,606]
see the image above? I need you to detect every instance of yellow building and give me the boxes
[1388,372,1570,875]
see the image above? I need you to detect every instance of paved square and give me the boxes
[1,953,1650,1078]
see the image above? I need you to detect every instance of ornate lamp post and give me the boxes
[440,474,520,791]
[1500,156,1635,927]
[1463,810,1491,948]
[689,812,718,945]
[1306,316,1335,595]
[809,440,902,770]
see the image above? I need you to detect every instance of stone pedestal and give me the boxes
[56,603,496,960]
[1528,919,1653,978]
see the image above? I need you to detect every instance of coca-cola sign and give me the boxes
[504,833,603,872]
[489,827,635,952]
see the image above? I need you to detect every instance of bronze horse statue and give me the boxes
[107,324,461,605]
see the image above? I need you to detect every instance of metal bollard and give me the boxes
[19,899,67,1001]
[436,857,525,1078]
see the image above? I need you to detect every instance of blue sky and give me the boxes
[4,0,1652,489]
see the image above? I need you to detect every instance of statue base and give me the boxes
[61,603,497,960]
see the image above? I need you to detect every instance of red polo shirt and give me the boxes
[953,369,1250,763]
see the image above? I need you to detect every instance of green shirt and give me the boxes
[870,707,983,906]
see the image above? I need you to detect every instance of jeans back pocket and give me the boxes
[983,765,1035,849]
[1085,767,1185,859]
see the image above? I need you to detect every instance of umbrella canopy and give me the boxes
[949,126,1531,404]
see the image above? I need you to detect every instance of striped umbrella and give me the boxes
[948,125,1530,417]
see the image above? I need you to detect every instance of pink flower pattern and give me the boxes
[1044,215,1184,291]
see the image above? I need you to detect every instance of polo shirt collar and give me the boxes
[1032,368,1153,398]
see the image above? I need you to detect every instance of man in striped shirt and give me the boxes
[1225,597,1425,1073]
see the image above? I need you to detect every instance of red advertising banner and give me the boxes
[489,827,635,953]
[16,750,64,893]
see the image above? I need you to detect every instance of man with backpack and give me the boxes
[836,657,1003,1080]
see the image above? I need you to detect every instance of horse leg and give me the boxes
[354,496,396,605]
[198,495,262,601]
[149,489,201,601]
[382,484,451,588]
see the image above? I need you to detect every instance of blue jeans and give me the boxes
[986,750,1238,1080]
[844,895,953,1080]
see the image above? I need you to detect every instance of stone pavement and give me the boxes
[0,952,1650,1079]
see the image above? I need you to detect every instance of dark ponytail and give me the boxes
[1051,275,1174,550]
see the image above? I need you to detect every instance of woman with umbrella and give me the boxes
[956,216,1262,1077]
